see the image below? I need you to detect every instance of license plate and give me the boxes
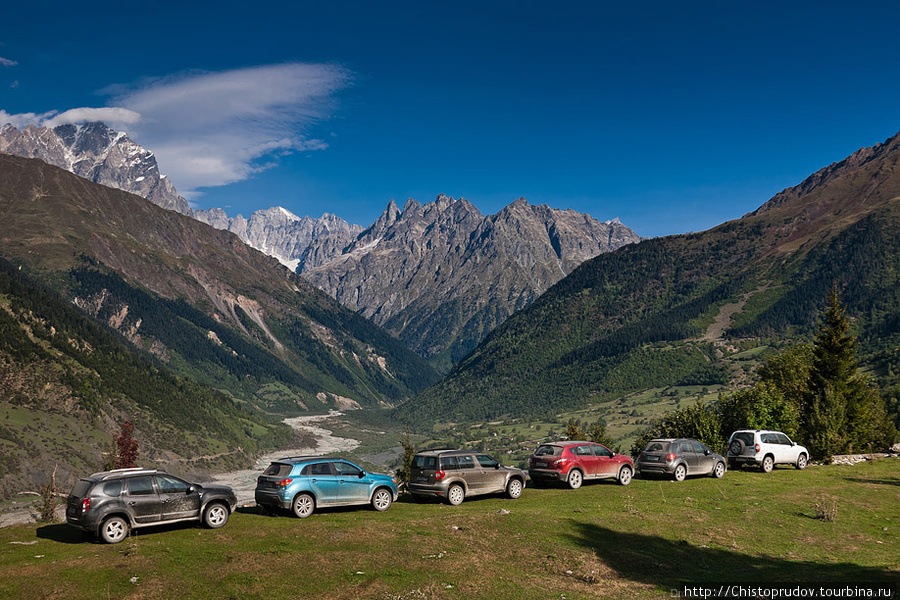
[536,462,547,468]
[416,476,428,482]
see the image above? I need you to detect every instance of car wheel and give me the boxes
[796,453,808,470]
[761,455,774,473]
[203,502,229,528]
[100,516,129,544]
[712,461,726,479]
[371,488,393,512]
[673,464,687,482]
[617,465,633,486]
[506,479,523,499]
[729,439,745,455]
[292,493,315,518]
[447,484,465,506]
[567,469,583,490]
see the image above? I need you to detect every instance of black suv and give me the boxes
[66,467,237,543]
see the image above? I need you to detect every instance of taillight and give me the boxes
[754,444,761,453]
[434,470,446,481]
[277,478,293,487]
[81,498,91,513]
[665,453,677,462]
[552,459,567,468]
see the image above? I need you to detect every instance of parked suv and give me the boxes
[528,441,633,488]
[66,467,237,544]
[255,457,398,518]
[727,430,809,472]
[408,450,526,505]
[637,438,726,481]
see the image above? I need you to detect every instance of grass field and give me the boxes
[0,460,897,599]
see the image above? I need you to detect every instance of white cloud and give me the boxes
[43,107,141,129]
[109,62,352,193]
[1,62,351,195]
[0,57,17,67]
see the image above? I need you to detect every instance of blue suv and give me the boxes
[254,457,398,518]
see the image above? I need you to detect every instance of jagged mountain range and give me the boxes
[397,131,900,424]
[1,121,640,371]
[300,194,641,370]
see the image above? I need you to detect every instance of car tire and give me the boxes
[729,439,745,456]
[761,455,774,473]
[371,488,393,512]
[292,493,315,518]
[506,478,523,499]
[567,469,583,490]
[447,484,465,506]
[617,465,633,486]
[673,464,687,482]
[796,453,808,470]
[712,461,726,479]
[203,502,230,528]
[99,516,129,544]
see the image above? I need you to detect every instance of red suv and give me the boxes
[528,441,633,488]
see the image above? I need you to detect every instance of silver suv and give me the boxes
[727,430,809,472]
[408,450,526,505]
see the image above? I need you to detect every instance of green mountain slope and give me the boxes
[0,153,439,495]
[398,132,900,425]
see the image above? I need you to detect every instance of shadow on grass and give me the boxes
[567,523,896,586]
[842,477,900,487]
[36,524,89,544]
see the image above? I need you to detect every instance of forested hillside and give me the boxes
[398,132,900,425]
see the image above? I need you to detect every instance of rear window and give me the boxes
[534,445,562,457]
[732,432,754,445]
[643,441,669,453]
[70,480,92,498]
[412,455,437,470]
[263,463,294,478]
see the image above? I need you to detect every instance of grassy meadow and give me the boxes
[0,459,897,599]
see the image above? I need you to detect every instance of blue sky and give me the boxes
[2,1,899,237]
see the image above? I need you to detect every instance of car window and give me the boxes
[156,475,190,494]
[592,445,613,458]
[644,442,667,453]
[534,445,561,457]
[775,433,791,445]
[71,480,92,498]
[333,462,362,477]
[691,441,707,453]
[412,455,437,470]
[476,454,499,468]
[102,481,123,497]
[127,476,155,496]
[457,455,475,469]
[732,432,754,445]
[572,445,591,456]
[441,456,459,470]
[304,462,333,476]
[761,433,776,444]
[263,463,293,478]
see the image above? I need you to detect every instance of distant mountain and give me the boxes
[193,206,363,271]
[300,194,641,371]
[397,132,900,425]
[0,122,191,214]
[0,153,439,494]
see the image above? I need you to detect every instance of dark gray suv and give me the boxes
[408,450,526,505]
[66,467,237,543]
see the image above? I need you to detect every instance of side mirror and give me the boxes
[358,471,367,479]
[704,449,711,455]
[187,486,196,494]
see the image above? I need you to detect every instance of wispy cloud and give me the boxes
[110,63,352,194]
[1,62,351,195]
[0,57,17,67]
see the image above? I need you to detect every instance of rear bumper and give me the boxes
[528,468,568,483]
[254,488,291,510]
[728,455,761,466]
[637,462,676,476]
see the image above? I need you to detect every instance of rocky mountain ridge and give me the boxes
[301,193,641,369]
[0,122,191,214]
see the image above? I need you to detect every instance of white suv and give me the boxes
[726,430,809,472]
